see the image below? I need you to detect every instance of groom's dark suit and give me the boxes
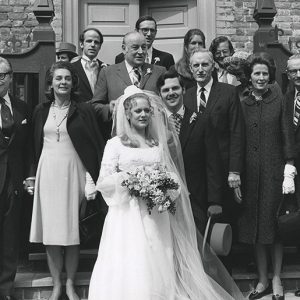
[179,106,223,233]
[0,95,31,296]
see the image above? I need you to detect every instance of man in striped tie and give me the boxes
[285,54,300,298]
[157,70,224,235]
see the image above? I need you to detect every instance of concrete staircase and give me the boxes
[13,246,300,300]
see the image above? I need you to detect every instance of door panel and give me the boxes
[79,0,197,64]
[79,0,139,64]
[141,0,197,63]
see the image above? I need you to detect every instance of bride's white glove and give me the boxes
[282,164,297,194]
[85,172,97,200]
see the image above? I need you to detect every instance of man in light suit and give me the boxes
[115,16,175,70]
[0,57,31,300]
[72,28,107,102]
[184,50,244,272]
[157,70,224,233]
[92,31,166,140]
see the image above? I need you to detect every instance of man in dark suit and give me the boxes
[157,70,224,233]
[184,50,244,272]
[115,16,175,70]
[0,57,31,300]
[284,53,300,297]
[72,28,107,102]
[92,31,166,140]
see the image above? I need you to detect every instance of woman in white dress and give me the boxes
[88,85,245,300]
[26,62,104,300]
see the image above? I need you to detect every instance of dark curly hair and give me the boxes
[245,52,276,84]
[45,61,80,101]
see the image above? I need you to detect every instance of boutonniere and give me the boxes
[189,112,197,124]
[100,62,108,68]
[146,68,152,76]
[154,57,160,64]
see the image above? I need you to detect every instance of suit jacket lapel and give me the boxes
[151,48,159,64]
[180,107,196,150]
[78,59,93,94]
[140,63,152,89]
[117,62,132,86]
[205,80,220,114]
[287,89,300,132]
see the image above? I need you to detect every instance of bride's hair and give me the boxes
[121,93,158,148]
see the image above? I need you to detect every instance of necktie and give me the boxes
[0,97,14,138]
[294,92,300,128]
[145,53,150,64]
[132,67,141,87]
[169,113,182,136]
[85,60,99,93]
[198,87,206,113]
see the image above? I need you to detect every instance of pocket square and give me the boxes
[21,119,27,124]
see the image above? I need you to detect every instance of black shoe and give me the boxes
[295,289,300,297]
[249,284,272,299]
[272,295,284,300]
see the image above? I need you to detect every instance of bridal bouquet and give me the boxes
[121,164,179,215]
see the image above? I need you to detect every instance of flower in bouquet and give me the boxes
[121,164,179,215]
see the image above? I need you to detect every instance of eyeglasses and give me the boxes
[287,69,300,76]
[215,49,231,57]
[140,28,157,34]
[0,73,11,80]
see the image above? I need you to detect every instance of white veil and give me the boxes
[112,85,245,300]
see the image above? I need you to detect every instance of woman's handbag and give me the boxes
[202,216,232,257]
[79,195,107,245]
[277,194,300,245]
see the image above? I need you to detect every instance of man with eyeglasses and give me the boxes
[115,15,175,70]
[0,57,31,300]
[209,36,239,85]
[284,55,300,297]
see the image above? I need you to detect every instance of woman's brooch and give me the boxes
[189,112,197,124]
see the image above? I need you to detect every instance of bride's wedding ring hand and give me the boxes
[23,177,35,195]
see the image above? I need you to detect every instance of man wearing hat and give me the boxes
[56,42,78,62]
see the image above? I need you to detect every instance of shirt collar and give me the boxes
[82,54,97,63]
[197,77,213,95]
[125,60,141,73]
[165,104,185,118]
[1,93,10,105]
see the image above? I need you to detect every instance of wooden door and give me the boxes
[79,0,139,64]
[140,0,197,63]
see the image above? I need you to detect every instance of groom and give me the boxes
[157,70,224,233]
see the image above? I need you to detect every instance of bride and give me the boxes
[88,85,245,300]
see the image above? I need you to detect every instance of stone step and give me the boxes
[14,266,300,300]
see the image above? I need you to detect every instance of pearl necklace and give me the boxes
[51,102,70,142]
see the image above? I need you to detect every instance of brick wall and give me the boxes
[0,1,299,54]
[216,0,300,53]
[0,0,62,53]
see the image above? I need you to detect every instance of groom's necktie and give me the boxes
[132,67,141,87]
[169,113,182,136]
[0,97,14,138]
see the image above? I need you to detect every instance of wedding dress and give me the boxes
[88,85,245,300]
[88,137,241,300]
